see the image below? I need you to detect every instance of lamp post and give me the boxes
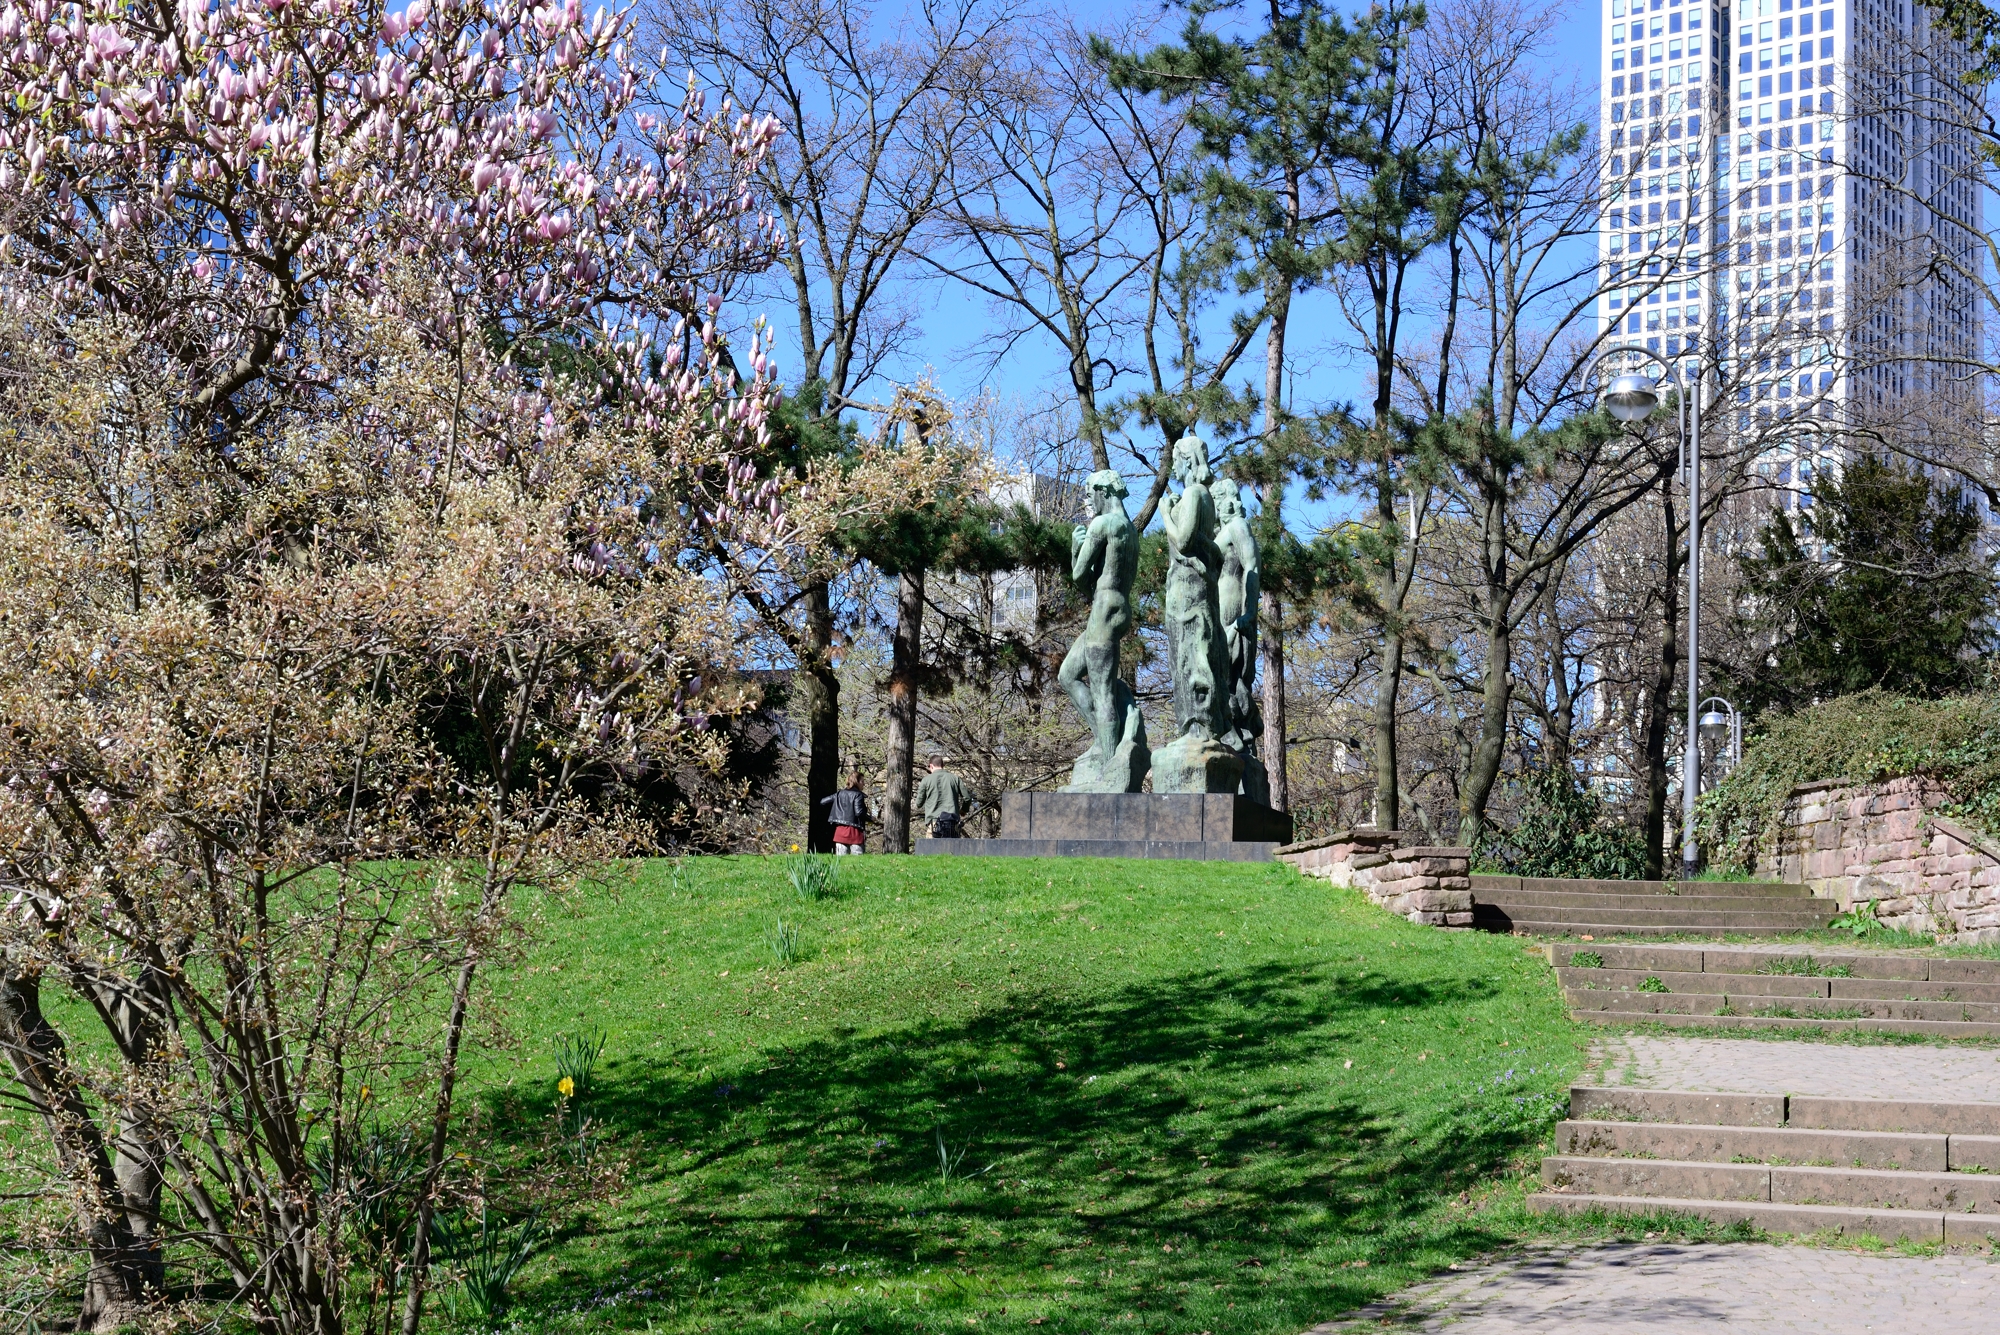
[1592,343,1705,880]
[1697,697,1742,778]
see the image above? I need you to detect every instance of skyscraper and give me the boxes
[1600,0,1718,383]
[1600,0,1983,501]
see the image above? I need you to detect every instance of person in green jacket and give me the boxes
[916,755,971,838]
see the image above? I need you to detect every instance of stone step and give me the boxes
[1567,1007,2000,1039]
[1565,988,2000,1024]
[1555,1118,1947,1170]
[1505,920,1833,938]
[1571,1086,1785,1127]
[1559,966,2000,1003]
[1562,986,1987,1022]
[1566,990,1730,1016]
[1488,905,1836,927]
[1474,875,1814,898]
[1548,941,2000,982]
[1571,1086,2000,1136]
[1561,967,1832,997]
[1832,977,2000,1003]
[1542,1156,2000,1212]
[1527,1192,2000,1244]
[1472,891,1832,911]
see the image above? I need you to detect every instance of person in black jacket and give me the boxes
[819,768,872,854]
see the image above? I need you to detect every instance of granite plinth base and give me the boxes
[916,837,1281,862]
[1002,790,1292,843]
[914,791,1293,862]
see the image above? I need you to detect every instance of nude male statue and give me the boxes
[1213,477,1269,803]
[1057,469,1149,792]
[1152,436,1245,793]
[1158,436,1232,742]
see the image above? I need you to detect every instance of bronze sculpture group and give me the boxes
[1060,436,1266,797]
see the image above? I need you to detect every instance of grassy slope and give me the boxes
[474,856,1586,1335]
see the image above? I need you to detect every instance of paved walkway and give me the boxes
[1316,1243,2000,1332]
[1589,1033,2000,1102]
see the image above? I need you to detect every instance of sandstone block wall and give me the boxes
[1279,830,1474,928]
[1755,777,2000,942]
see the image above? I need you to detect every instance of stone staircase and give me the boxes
[1553,942,2000,1038]
[1531,1083,2000,1243]
[1472,874,1834,937]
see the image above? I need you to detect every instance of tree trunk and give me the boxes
[1256,234,1293,815]
[1371,624,1402,831]
[0,965,152,1333]
[1644,494,1685,880]
[1457,624,1511,850]
[400,865,510,1335]
[1261,599,1287,811]
[95,979,166,1300]
[802,580,840,853]
[1457,479,1512,849]
[1369,461,1404,831]
[882,568,926,853]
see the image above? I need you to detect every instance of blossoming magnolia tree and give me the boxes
[0,0,789,1332]
[0,0,780,417]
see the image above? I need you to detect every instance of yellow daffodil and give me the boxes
[558,1076,575,1098]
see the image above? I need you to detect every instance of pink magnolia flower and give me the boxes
[86,23,132,59]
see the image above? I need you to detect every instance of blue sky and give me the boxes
[756,0,1607,532]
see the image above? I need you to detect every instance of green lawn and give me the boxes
[469,856,1588,1335]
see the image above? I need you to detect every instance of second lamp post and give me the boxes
[1598,348,1705,881]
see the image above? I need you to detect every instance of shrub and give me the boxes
[1695,689,2000,870]
[1480,766,1648,880]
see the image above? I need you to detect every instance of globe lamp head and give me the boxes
[1698,707,1730,743]
[1603,372,1660,423]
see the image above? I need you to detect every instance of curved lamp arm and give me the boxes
[1585,343,1691,465]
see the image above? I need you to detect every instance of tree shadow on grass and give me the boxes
[481,959,1565,1332]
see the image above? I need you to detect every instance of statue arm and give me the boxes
[1162,489,1197,548]
[1242,540,1261,626]
[1072,520,1105,584]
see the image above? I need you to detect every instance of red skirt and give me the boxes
[832,824,864,847]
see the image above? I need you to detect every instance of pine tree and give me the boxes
[1734,454,1998,714]
[1099,0,1448,817]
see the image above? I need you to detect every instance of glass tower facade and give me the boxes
[1601,0,1719,385]
[1601,0,1983,503]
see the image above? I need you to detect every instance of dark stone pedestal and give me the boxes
[916,791,1293,862]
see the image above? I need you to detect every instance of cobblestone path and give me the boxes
[1588,1033,2000,1101]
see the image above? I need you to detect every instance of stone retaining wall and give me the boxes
[1754,777,2000,942]
[1278,829,1474,927]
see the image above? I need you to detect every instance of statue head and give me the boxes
[1085,468,1128,516]
[1213,477,1244,522]
[1171,436,1212,488]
